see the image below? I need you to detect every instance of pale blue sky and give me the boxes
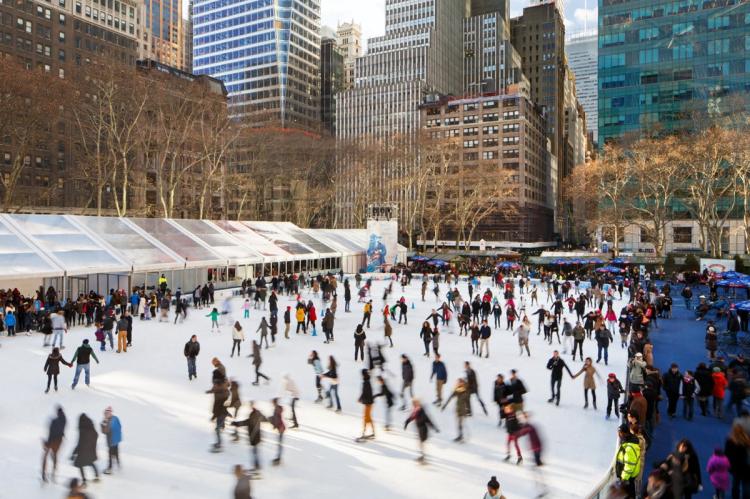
[321,0,598,44]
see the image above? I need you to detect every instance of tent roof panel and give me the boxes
[171,219,263,264]
[68,216,183,270]
[127,218,225,267]
[242,222,316,257]
[0,219,64,279]
[5,214,128,275]
[307,229,364,254]
[274,223,338,256]
[211,220,291,259]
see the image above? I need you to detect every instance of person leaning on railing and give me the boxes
[615,424,642,497]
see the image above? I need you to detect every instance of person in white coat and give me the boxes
[231,321,245,357]
[282,373,300,428]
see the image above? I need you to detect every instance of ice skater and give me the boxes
[404,398,439,463]
[41,406,66,483]
[248,340,270,386]
[100,406,122,474]
[70,413,99,484]
[44,347,72,393]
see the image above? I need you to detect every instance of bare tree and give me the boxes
[0,59,68,210]
[627,136,684,257]
[681,127,737,257]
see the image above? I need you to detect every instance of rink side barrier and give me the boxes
[586,364,637,498]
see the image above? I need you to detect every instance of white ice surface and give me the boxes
[0,276,625,499]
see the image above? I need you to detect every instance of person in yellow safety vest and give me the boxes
[615,424,642,496]
[159,274,168,294]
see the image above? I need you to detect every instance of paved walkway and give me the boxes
[646,283,748,498]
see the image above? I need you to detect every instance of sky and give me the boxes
[321,0,599,45]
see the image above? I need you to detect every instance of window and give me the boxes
[58,67,64,78]
[482,113,498,122]
[463,127,478,136]
[463,103,478,112]
[707,39,729,55]
[482,125,498,134]
[601,32,625,46]
[707,16,729,30]
[707,62,729,77]
[483,100,498,109]
[638,28,658,41]
[75,1,81,13]
[673,226,692,244]
[84,5,90,16]
[672,44,693,60]
[59,13,65,25]
[463,115,478,124]
[463,140,479,149]
[600,53,625,69]
[639,48,659,64]
[602,75,626,88]
[673,69,693,81]
[483,138,498,147]
[58,31,64,41]
[482,151,497,160]
[672,22,693,35]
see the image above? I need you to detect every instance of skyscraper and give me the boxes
[463,0,525,96]
[143,0,184,69]
[321,27,344,134]
[335,0,464,227]
[598,1,750,145]
[335,21,361,89]
[192,0,321,129]
[566,33,597,143]
[511,3,567,231]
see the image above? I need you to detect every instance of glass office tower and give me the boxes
[192,0,321,129]
[598,0,750,145]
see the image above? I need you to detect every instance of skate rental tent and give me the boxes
[0,216,65,294]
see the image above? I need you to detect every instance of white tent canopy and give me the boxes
[0,214,391,291]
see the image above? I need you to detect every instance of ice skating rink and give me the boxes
[1,276,627,498]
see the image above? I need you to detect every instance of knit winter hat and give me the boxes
[487,476,500,490]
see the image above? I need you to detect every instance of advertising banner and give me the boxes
[700,258,735,274]
[366,220,398,272]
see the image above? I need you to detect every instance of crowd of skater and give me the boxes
[3,262,749,498]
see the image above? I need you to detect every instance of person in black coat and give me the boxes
[662,363,682,418]
[44,347,72,393]
[509,369,527,412]
[694,362,714,416]
[493,374,510,426]
[184,335,200,381]
[400,354,414,410]
[206,379,230,450]
[606,373,625,419]
[42,406,66,482]
[404,399,439,463]
[231,402,267,471]
[724,422,750,499]
[546,351,573,406]
[464,361,488,415]
[374,376,395,430]
[71,413,99,484]
[419,321,433,357]
[354,324,366,361]
[358,369,375,439]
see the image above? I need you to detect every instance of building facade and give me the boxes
[142,0,183,69]
[192,0,321,129]
[598,0,750,145]
[566,32,597,143]
[0,0,140,209]
[511,2,568,232]
[320,29,343,135]
[335,20,360,89]
[419,92,554,242]
[335,0,464,228]
[463,1,525,96]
